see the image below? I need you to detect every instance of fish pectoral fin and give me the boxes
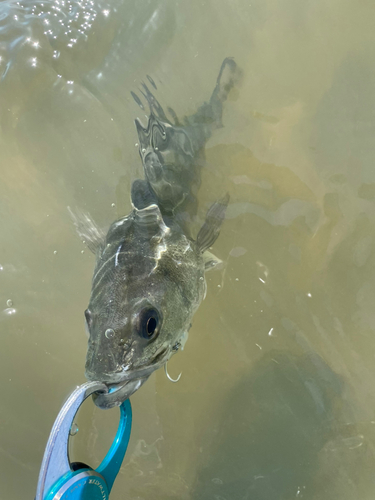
[68,207,105,254]
[203,250,222,271]
[196,193,230,253]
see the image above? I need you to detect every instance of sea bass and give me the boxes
[73,58,240,408]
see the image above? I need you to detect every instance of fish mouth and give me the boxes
[93,377,149,409]
[91,345,171,409]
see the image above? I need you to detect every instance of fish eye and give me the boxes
[139,308,161,340]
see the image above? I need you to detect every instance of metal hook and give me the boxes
[164,362,182,383]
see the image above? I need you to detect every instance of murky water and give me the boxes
[1,0,375,498]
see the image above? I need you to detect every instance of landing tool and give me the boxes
[36,381,132,500]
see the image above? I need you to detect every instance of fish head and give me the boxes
[84,278,197,383]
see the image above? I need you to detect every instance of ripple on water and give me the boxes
[0,0,120,92]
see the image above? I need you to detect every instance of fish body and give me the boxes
[73,58,240,408]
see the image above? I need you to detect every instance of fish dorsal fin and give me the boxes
[133,203,169,234]
[68,207,105,254]
[196,193,229,253]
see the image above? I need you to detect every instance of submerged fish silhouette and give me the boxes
[132,57,239,221]
[72,58,240,408]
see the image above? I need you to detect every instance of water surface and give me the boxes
[1,0,375,498]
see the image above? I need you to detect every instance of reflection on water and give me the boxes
[1,0,375,498]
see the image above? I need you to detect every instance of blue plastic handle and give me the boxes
[96,399,132,492]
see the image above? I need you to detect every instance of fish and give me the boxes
[72,58,240,409]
